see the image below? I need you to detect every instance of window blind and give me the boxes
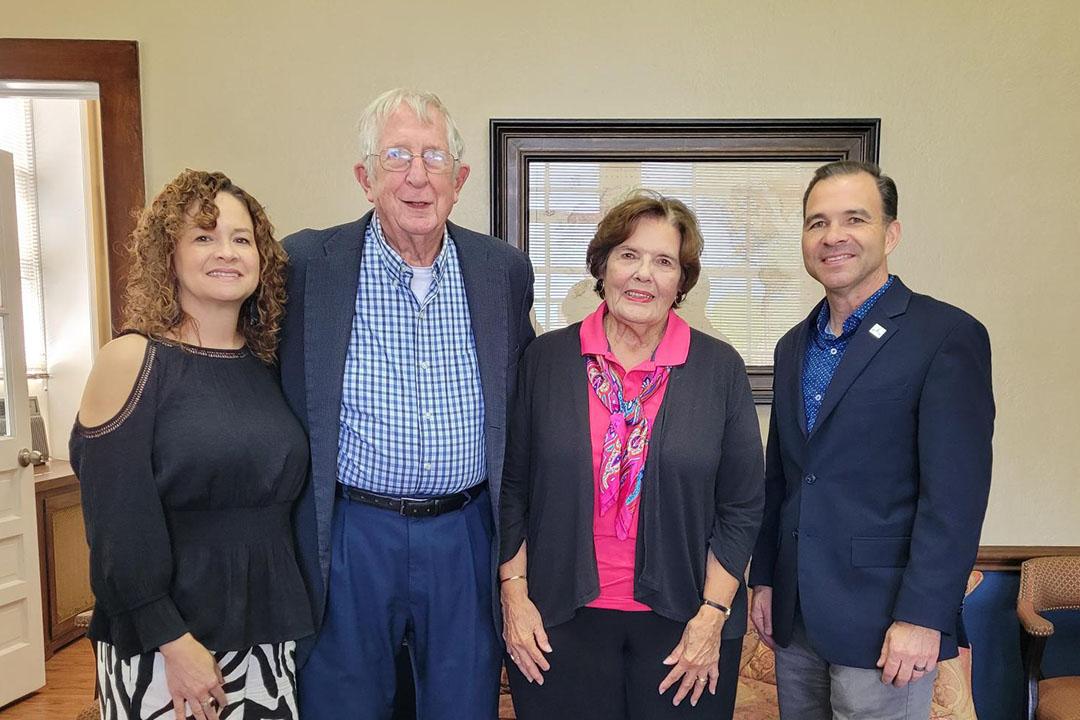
[0,98,48,375]
[526,160,823,366]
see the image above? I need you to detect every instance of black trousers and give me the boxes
[506,608,741,720]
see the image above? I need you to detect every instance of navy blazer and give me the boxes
[278,211,535,661]
[748,277,994,668]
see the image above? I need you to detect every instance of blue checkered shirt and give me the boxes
[802,275,895,432]
[337,215,486,496]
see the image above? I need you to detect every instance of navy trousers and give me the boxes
[298,487,501,720]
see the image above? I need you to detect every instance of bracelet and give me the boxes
[702,598,732,618]
[500,574,527,584]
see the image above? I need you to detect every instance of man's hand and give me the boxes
[876,621,941,687]
[749,586,777,650]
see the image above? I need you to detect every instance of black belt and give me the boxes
[336,482,485,518]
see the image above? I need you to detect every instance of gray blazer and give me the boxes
[279,211,535,658]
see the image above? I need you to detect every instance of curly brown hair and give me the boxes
[122,169,287,364]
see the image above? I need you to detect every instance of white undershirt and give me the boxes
[410,265,434,304]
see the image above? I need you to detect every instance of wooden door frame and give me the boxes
[1,38,144,332]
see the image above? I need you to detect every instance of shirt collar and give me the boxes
[370,212,450,287]
[579,301,691,369]
[815,274,895,341]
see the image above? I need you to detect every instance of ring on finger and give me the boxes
[697,676,707,684]
[913,665,927,672]
[201,697,214,706]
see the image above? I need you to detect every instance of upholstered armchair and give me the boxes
[1017,556,1080,720]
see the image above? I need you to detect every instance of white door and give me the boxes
[0,149,47,704]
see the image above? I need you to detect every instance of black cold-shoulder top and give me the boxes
[69,337,313,659]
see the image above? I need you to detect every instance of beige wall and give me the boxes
[6,0,1079,544]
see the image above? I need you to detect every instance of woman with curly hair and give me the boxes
[70,169,312,720]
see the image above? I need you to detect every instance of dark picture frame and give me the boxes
[490,118,880,403]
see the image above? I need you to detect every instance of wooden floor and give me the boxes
[0,640,96,720]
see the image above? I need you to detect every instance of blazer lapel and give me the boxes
[452,222,509,478]
[807,279,912,440]
[305,212,368,565]
[789,303,819,439]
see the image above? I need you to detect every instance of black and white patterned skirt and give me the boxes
[94,640,297,719]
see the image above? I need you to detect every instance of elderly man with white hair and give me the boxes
[279,88,535,719]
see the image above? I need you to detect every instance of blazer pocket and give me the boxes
[845,383,910,403]
[851,536,911,567]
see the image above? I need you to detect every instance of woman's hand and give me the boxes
[160,633,226,720]
[659,605,725,707]
[501,581,553,685]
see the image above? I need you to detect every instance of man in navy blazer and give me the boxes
[748,161,994,719]
[278,89,534,719]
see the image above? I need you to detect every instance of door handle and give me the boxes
[17,448,42,467]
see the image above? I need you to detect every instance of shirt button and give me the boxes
[423,462,432,471]
[804,474,817,485]
[830,348,837,355]
[419,360,430,370]
[814,394,822,402]
[423,411,433,421]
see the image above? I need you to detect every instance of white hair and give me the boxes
[357,88,465,174]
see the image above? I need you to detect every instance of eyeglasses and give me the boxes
[369,147,458,174]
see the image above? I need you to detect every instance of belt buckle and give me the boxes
[399,496,427,517]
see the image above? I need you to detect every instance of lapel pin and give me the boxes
[869,323,887,339]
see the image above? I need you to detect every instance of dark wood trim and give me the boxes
[490,118,880,403]
[746,366,775,405]
[975,545,1080,572]
[1020,630,1044,720]
[0,38,145,332]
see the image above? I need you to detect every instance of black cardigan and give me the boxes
[499,323,764,639]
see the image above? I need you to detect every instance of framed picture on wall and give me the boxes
[490,118,880,403]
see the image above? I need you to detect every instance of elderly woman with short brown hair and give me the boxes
[499,191,764,719]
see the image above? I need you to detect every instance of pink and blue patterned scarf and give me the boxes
[585,355,670,540]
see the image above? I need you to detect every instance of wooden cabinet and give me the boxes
[34,461,93,658]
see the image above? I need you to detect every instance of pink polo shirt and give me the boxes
[579,302,691,612]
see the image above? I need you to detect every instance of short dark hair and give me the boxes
[586,190,703,308]
[802,161,898,222]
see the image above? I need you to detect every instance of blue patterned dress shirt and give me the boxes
[802,275,895,432]
[337,215,486,496]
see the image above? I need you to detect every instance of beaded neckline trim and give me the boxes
[76,343,157,439]
[156,338,248,358]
